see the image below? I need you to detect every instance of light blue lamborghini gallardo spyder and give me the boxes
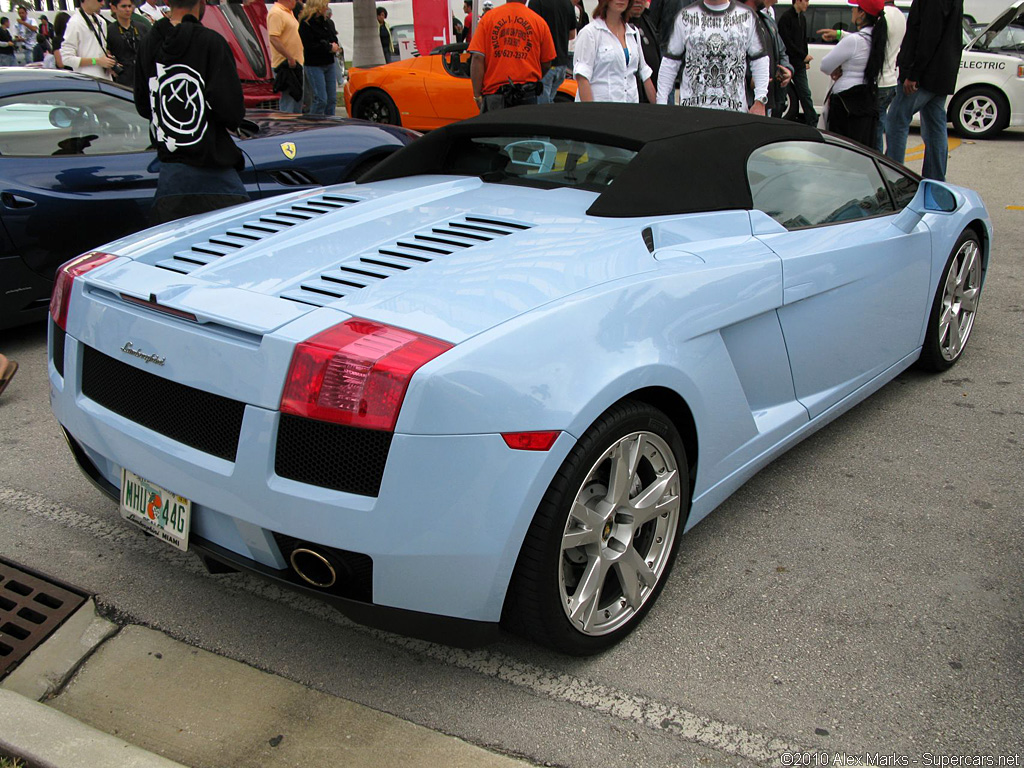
[50,104,990,654]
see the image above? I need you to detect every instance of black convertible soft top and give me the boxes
[361,103,823,217]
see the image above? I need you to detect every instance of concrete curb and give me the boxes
[48,624,532,767]
[1,598,118,702]
[1,600,532,768]
[0,687,186,768]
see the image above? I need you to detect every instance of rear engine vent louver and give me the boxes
[280,216,532,308]
[154,193,361,275]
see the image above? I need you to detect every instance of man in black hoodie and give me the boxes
[134,0,249,224]
[884,0,963,181]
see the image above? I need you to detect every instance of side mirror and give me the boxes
[897,180,960,233]
[922,181,958,212]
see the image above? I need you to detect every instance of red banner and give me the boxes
[412,0,452,56]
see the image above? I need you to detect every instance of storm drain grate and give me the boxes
[0,559,88,679]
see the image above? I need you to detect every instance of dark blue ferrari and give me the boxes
[0,69,418,330]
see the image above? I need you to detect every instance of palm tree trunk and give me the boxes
[353,0,386,68]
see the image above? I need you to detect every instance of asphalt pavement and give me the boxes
[1,128,1022,768]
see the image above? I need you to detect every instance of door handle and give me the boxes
[1,192,36,209]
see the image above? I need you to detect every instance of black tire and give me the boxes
[351,89,401,126]
[949,86,1009,139]
[918,230,983,372]
[781,82,799,121]
[503,400,689,655]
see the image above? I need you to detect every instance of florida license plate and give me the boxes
[119,468,191,551]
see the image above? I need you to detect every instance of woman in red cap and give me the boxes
[819,0,889,147]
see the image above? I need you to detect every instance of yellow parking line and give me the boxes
[900,136,960,162]
[1007,206,1024,210]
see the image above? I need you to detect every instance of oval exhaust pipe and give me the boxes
[290,547,337,588]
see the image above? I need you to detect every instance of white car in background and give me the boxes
[796,0,1024,138]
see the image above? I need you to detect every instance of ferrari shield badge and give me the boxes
[280,142,297,160]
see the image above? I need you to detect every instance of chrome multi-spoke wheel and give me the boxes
[505,401,689,655]
[937,237,981,362]
[919,230,983,372]
[559,431,681,636]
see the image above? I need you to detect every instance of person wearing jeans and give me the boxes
[529,0,575,103]
[885,86,950,180]
[299,0,339,115]
[871,1,905,151]
[884,0,962,180]
[269,0,304,113]
[778,0,817,125]
[873,85,896,150]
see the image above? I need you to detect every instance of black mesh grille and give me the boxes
[275,414,391,497]
[52,322,65,379]
[81,345,246,462]
[273,533,374,603]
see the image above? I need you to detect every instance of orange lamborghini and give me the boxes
[344,44,578,131]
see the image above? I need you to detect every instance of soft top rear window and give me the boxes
[441,135,639,192]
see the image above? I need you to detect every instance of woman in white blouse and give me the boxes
[573,0,654,103]
[819,0,889,147]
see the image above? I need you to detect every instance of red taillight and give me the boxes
[501,431,561,451]
[280,319,453,432]
[49,251,118,330]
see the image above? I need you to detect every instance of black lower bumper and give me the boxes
[59,426,502,648]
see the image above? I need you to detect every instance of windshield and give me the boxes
[441,135,639,191]
[221,4,268,79]
[971,21,1024,54]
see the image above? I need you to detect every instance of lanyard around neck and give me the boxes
[80,9,107,53]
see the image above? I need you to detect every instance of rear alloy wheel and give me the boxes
[949,87,1009,139]
[505,401,688,655]
[918,230,982,371]
[352,90,401,126]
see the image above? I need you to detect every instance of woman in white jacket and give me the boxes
[573,0,655,103]
[819,0,889,147]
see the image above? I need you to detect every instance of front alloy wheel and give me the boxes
[505,401,689,654]
[919,230,982,371]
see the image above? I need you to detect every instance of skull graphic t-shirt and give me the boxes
[665,0,766,112]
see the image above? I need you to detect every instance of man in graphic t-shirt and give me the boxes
[656,0,770,114]
[13,7,37,65]
[468,0,556,112]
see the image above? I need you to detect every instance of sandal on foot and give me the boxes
[0,355,18,397]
